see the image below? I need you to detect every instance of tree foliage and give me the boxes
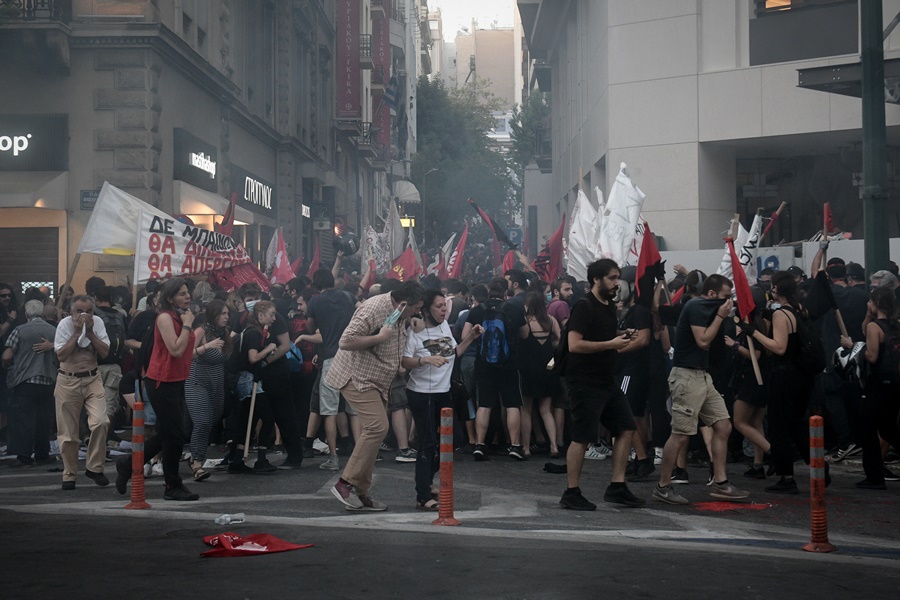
[509,91,551,184]
[411,76,512,247]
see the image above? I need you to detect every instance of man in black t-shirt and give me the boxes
[462,278,529,461]
[560,259,645,510]
[653,274,749,505]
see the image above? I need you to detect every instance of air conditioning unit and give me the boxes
[313,219,332,231]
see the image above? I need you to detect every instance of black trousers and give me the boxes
[767,366,811,477]
[261,368,305,460]
[861,378,900,483]
[9,383,55,461]
[144,378,189,487]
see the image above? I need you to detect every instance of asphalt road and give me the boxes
[2,447,899,599]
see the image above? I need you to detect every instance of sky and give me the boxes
[429,0,516,41]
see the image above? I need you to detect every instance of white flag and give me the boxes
[716,214,763,281]
[77,182,170,256]
[599,163,646,267]
[264,228,279,272]
[567,189,599,281]
[384,199,405,261]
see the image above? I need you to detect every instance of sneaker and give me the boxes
[743,464,767,479]
[253,458,277,473]
[705,465,714,486]
[765,477,799,494]
[115,455,131,495]
[652,484,688,505]
[395,448,417,463]
[85,469,109,487]
[473,444,489,461]
[856,478,887,490]
[604,484,646,507]
[885,450,900,465]
[346,495,388,512]
[319,455,339,471]
[559,487,597,511]
[883,466,900,482]
[831,442,861,462]
[61,481,76,491]
[628,448,636,461]
[312,438,330,455]
[375,452,384,462]
[584,443,610,461]
[331,479,364,509]
[627,459,656,482]
[379,442,395,452]
[276,457,303,470]
[508,445,526,461]
[709,481,750,501]
[164,484,199,501]
[671,467,690,485]
[653,447,664,465]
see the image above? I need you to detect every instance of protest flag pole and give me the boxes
[243,381,259,460]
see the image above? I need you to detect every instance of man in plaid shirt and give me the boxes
[327,280,425,511]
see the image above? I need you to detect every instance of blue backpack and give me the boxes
[480,304,511,366]
[285,342,304,373]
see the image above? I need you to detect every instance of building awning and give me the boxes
[0,171,67,210]
[393,180,421,204]
[798,57,900,103]
[174,180,274,227]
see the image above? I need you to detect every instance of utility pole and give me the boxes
[861,0,890,276]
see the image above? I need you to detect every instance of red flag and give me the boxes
[446,223,468,279]
[216,192,238,237]
[201,532,313,558]
[269,229,295,285]
[468,199,516,267]
[823,202,834,236]
[502,250,516,273]
[388,246,418,281]
[290,255,304,276]
[761,210,779,239]
[668,285,685,306]
[305,237,320,279]
[207,262,271,293]
[727,237,755,322]
[532,214,566,282]
[634,222,662,305]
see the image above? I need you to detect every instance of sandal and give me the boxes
[415,499,440,511]
[191,461,211,482]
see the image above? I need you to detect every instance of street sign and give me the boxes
[507,227,523,246]
[80,189,100,210]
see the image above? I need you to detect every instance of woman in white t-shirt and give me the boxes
[402,290,482,510]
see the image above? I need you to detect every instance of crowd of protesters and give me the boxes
[1,235,899,512]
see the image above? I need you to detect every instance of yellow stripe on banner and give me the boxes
[102,248,136,256]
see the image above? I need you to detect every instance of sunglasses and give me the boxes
[0,293,12,298]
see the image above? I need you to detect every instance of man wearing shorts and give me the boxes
[306,267,357,471]
[560,259,645,510]
[652,274,749,504]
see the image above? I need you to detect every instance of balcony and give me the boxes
[371,65,385,93]
[357,122,376,158]
[0,0,72,22]
[334,119,362,136]
[370,143,389,170]
[359,33,374,70]
[534,125,552,174]
[390,4,405,24]
[371,0,385,19]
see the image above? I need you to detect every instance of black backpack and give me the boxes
[787,308,826,377]
[135,313,158,376]
[874,319,900,386]
[97,308,127,366]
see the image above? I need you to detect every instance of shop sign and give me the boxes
[0,114,68,171]
[230,164,276,216]
[80,190,100,211]
[301,204,311,218]
[173,128,217,192]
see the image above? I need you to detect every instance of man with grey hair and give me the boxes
[53,294,110,490]
[870,269,898,289]
[2,300,57,468]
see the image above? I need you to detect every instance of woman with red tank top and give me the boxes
[143,277,199,501]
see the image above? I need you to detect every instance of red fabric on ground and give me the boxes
[201,532,313,558]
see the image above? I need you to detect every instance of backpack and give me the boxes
[549,298,588,377]
[874,319,900,386]
[786,308,826,377]
[285,342,304,373]
[480,303,511,366]
[97,308,127,366]
[135,313,158,376]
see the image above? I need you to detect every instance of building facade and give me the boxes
[519,0,900,252]
[0,0,428,296]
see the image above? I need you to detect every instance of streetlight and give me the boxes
[422,167,438,246]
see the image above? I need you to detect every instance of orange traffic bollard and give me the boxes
[802,415,834,552]
[124,399,151,510]
[432,408,460,526]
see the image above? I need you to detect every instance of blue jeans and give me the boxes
[407,389,452,504]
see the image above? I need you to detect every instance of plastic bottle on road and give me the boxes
[214,513,246,525]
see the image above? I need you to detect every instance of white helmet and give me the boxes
[833,342,866,381]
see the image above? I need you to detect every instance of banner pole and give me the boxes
[56,252,82,318]
[732,214,763,386]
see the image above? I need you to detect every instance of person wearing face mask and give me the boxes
[401,290,482,510]
[327,280,426,512]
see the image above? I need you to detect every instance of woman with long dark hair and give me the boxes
[185,299,232,481]
[401,290,482,510]
[520,290,562,458]
[141,277,199,501]
[841,286,900,489]
[745,271,815,494]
